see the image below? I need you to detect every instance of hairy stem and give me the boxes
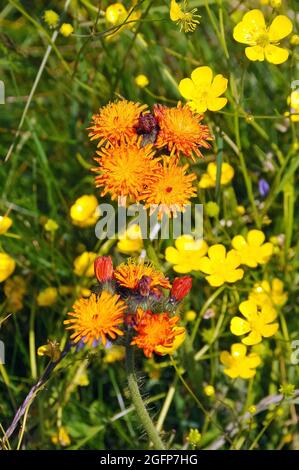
[125,343,165,450]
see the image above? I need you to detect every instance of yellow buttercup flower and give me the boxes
[270,0,282,7]
[165,235,208,273]
[170,0,201,33]
[60,23,74,37]
[73,252,98,277]
[288,91,299,122]
[135,74,149,88]
[236,205,246,215]
[179,66,228,113]
[186,428,201,448]
[290,34,299,46]
[0,253,16,283]
[184,310,197,322]
[199,162,234,189]
[4,275,26,312]
[37,287,58,307]
[231,230,274,268]
[70,195,99,227]
[0,215,12,235]
[198,244,244,287]
[51,426,71,447]
[105,3,127,26]
[230,299,279,345]
[220,343,261,379]
[117,224,143,254]
[233,9,293,64]
[104,345,125,363]
[43,10,59,28]
[249,278,287,307]
[204,385,215,397]
[44,218,59,232]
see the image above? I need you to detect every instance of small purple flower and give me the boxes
[258,178,270,198]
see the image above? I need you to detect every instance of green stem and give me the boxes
[125,344,165,450]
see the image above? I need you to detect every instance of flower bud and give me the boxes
[170,276,192,301]
[94,256,113,283]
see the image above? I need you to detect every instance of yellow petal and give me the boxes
[210,74,228,97]
[269,15,293,42]
[207,97,227,111]
[264,44,289,64]
[225,268,244,283]
[239,367,256,379]
[206,274,224,287]
[258,242,274,263]
[188,98,208,114]
[272,278,283,293]
[246,353,261,368]
[0,216,13,235]
[165,246,180,264]
[239,300,257,319]
[242,331,262,345]
[220,351,233,367]
[247,229,265,247]
[230,317,251,336]
[191,66,213,87]
[178,78,195,100]
[170,0,183,21]
[173,264,192,274]
[242,9,265,28]
[261,304,277,323]
[220,163,234,184]
[261,323,279,338]
[231,343,247,358]
[226,250,242,269]
[224,367,239,379]
[198,256,213,274]
[232,235,246,250]
[208,244,226,262]
[245,45,265,61]
[233,10,265,45]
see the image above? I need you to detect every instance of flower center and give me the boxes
[256,32,270,47]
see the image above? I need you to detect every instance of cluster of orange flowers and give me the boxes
[88,99,212,217]
[64,256,190,358]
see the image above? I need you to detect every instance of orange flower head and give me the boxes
[93,139,160,201]
[114,259,171,295]
[88,100,147,147]
[154,103,212,160]
[131,310,186,357]
[140,158,197,217]
[64,291,126,346]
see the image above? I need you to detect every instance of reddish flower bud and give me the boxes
[138,275,152,297]
[170,276,192,301]
[94,256,113,283]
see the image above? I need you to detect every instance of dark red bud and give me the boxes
[94,256,113,283]
[171,276,192,301]
[138,275,152,297]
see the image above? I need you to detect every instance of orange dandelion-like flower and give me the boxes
[64,291,126,346]
[93,139,160,201]
[140,158,197,217]
[131,310,186,357]
[88,100,147,147]
[114,260,171,294]
[154,103,212,160]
